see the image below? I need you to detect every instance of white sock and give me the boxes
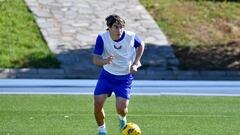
[119,115,127,121]
[98,124,107,133]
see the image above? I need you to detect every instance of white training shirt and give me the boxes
[100,31,139,75]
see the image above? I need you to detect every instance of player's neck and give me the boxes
[110,34,120,41]
[109,32,121,41]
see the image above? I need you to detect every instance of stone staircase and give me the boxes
[25,0,179,78]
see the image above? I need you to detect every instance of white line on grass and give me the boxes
[54,113,233,118]
[68,113,234,118]
[126,114,233,118]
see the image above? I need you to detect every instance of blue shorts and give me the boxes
[94,68,134,99]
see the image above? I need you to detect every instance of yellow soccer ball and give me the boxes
[121,122,141,135]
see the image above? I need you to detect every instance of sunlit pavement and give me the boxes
[0,79,240,96]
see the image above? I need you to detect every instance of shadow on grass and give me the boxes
[206,0,240,2]
[6,43,178,74]
[55,43,179,74]
[10,53,60,68]
[172,41,240,70]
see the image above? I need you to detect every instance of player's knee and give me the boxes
[117,106,128,115]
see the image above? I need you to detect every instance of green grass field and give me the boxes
[0,95,240,135]
[0,0,60,68]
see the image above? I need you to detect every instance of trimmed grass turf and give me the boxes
[0,95,239,135]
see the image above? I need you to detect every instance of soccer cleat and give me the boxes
[98,132,107,135]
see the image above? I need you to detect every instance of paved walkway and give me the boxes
[26,0,169,51]
[1,79,240,96]
[24,0,179,78]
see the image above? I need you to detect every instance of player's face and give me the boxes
[109,22,124,40]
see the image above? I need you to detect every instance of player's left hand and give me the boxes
[130,64,138,73]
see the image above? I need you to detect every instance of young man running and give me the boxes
[93,14,145,135]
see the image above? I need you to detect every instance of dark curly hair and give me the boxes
[105,14,125,29]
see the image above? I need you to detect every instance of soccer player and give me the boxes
[93,14,145,135]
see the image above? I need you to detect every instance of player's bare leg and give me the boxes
[94,94,108,135]
[116,97,129,131]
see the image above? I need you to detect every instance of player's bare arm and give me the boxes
[93,54,113,66]
[130,42,145,73]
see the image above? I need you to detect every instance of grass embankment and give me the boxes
[140,0,240,70]
[0,0,60,68]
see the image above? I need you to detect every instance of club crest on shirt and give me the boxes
[113,45,122,49]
